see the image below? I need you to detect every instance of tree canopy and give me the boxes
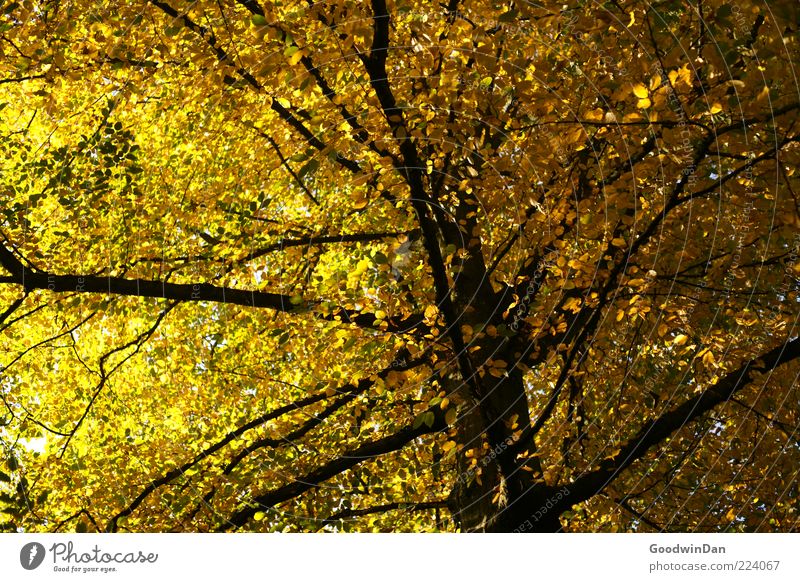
[0,0,799,532]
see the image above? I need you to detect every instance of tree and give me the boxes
[0,0,798,533]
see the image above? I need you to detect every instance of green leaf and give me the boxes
[251,14,267,26]
[297,158,319,179]
[498,10,518,22]
[412,413,425,430]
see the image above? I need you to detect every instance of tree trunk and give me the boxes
[446,362,561,532]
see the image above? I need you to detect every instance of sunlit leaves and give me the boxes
[0,0,797,535]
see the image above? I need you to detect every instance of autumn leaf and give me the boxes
[0,0,796,537]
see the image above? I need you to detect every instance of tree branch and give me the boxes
[106,349,430,531]
[147,0,362,173]
[217,406,447,530]
[564,337,800,508]
[0,240,422,333]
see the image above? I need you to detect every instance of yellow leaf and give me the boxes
[668,69,679,85]
[673,334,688,346]
[709,102,722,114]
[632,83,649,99]
[637,97,651,109]
[678,65,693,86]
[288,49,304,66]
[585,108,604,121]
